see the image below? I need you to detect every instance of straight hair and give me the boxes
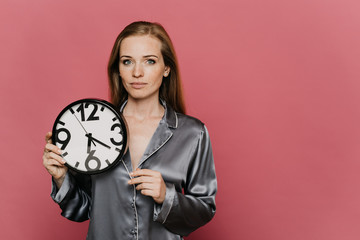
[107,21,186,114]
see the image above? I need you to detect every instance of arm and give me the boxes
[50,170,92,222]
[43,132,92,222]
[153,125,217,236]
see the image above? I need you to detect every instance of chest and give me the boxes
[125,117,162,170]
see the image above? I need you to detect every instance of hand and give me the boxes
[128,169,166,204]
[42,132,68,188]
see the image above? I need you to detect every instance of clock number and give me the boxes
[55,128,71,150]
[110,123,123,146]
[76,103,86,121]
[85,103,100,121]
[85,150,101,171]
[76,103,99,121]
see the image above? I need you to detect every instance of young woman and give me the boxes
[43,21,217,240]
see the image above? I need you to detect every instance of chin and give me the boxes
[128,92,152,100]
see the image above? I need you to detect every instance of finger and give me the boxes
[135,182,154,190]
[128,176,155,185]
[45,132,52,143]
[130,169,160,178]
[128,174,162,184]
[44,143,62,155]
[44,151,66,165]
[49,152,66,164]
[139,188,153,196]
[46,158,66,167]
[46,163,68,179]
[139,189,158,198]
[43,155,64,169]
[135,182,157,191]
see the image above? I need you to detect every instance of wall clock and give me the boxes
[52,99,128,174]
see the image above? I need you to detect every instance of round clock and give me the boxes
[52,98,128,174]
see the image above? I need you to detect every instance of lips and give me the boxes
[130,82,147,89]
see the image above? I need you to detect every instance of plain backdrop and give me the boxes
[1,0,360,239]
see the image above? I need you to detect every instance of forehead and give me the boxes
[119,35,162,56]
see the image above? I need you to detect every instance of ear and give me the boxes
[164,66,170,77]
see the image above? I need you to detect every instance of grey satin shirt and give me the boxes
[51,101,217,240]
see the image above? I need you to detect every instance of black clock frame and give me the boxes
[52,98,128,175]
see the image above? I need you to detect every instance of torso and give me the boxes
[124,115,163,170]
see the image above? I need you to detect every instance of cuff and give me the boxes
[153,183,176,224]
[50,172,71,204]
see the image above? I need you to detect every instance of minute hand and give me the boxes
[86,134,111,149]
[72,111,96,146]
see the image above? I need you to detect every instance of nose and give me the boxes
[132,63,144,78]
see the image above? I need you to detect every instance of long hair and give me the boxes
[107,21,186,114]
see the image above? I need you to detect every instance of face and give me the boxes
[119,35,170,101]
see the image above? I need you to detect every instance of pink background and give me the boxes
[1,0,360,239]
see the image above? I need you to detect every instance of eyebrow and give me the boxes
[119,55,159,59]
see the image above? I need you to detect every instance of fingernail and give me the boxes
[130,172,133,176]
[61,159,66,164]
[127,180,131,184]
[58,149,62,154]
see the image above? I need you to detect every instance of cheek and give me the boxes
[151,75,164,88]
[119,68,130,81]
[147,68,165,83]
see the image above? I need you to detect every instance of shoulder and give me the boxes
[164,102,207,134]
[175,112,206,133]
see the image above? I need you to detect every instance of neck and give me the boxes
[123,96,164,120]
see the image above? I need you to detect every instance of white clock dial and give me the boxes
[52,99,128,174]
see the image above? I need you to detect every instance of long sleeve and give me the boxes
[153,125,217,236]
[50,171,92,222]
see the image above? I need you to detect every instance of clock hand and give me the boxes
[87,133,94,153]
[85,134,111,149]
[72,110,96,146]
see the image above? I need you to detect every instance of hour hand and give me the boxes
[86,133,96,153]
[86,133,111,150]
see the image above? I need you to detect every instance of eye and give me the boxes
[122,59,132,65]
[146,59,156,64]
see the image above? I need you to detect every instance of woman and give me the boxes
[43,21,217,240]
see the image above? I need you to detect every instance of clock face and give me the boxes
[52,99,128,174]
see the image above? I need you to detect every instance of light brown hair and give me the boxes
[107,21,186,114]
